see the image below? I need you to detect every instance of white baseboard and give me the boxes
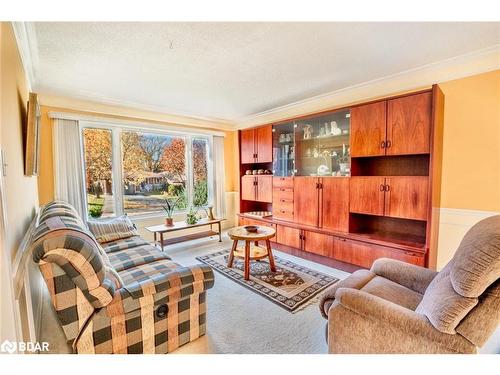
[437,208,499,269]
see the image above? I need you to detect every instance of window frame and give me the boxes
[79,121,214,221]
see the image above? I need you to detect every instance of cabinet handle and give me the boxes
[380,184,385,191]
[280,210,285,213]
[386,140,391,148]
[385,184,390,192]
[315,182,319,189]
[380,140,386,149]
[319,183,323,189]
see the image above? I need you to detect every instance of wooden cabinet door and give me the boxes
[320,177,350,232]
[256,175,272,203]
[256,125,273,163]
[294,177,319,226]
[303,231,334,257]
[240,129,255,164]
[276,225,301,249]
[350,101,387,157]
[385,176,429,221]
[387,92,431,155]
[241,176,256,201]
[349,177,386,216]
[333,237,425,268]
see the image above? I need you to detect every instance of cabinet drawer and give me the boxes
[333,237,425,269]
[273,177,294,189]
[273,207,294,221]
[273,188,294,203]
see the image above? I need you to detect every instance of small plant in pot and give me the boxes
[186,206,201,225]
[162,195,181,226]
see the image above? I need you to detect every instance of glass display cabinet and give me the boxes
[294,108,351,176]
[272,121,295,176]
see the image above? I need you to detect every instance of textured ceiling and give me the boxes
[32,22,500,122]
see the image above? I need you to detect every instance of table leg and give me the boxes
[153,232,157,249]
[266,239,276,272]
[218,222,222,242]
[160,232,164,252]
[244,241,251,280]
[227,240,237,268]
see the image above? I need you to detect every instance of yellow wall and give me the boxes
[0,23,39,260]
[37,105,239,205]
[438,70,500,212]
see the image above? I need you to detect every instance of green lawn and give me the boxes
[87,194,104,210]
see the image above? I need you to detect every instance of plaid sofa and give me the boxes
[30,201,215,354]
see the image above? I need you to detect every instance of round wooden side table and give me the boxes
[227,225,277,280]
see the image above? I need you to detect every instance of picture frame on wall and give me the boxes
[24,92,40,176]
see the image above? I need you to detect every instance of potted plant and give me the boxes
[332,144,350,175]
[186,206,201,225]
[162,195,181,226]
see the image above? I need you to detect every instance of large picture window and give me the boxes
[81,124,213,219]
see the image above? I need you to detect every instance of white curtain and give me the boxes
[212,135,226,219]
[53,119,87,220]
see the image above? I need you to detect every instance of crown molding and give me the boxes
[236,44,500,128]
[38,91,236,131]
[11,22,39,91]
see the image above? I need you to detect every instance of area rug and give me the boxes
[196,249,338,313]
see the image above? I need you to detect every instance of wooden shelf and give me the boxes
[161,230,219,246]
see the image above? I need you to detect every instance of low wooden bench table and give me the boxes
[146,218,223,252]
[227,225,276,280]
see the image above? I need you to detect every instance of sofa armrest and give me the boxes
[106,264,214,316]
[332,288,474,352]
[371,258,438,294]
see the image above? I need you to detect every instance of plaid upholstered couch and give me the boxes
[30,201,215,354]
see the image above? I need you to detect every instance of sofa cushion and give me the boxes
[101,235,150,254]
[107,243,171,272]
[361,276,423,311]
[416,265,478,334]
[118,259,180,285]
[319,269,375,319]
[88,215,139,244]
[450,215,500,298]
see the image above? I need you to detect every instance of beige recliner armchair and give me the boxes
[319,215,500,354]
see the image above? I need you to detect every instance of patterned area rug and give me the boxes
[196,249,338,313]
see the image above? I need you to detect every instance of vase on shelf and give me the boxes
[339,163,349,175]
[165,217,174,226]
[206,206,215,220]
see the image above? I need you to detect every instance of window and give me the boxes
[82,128,116,218]
[81,124,213,219]
[192,137,209,207]
[121,131,187,216]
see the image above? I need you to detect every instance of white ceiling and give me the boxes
[30,22,500,123]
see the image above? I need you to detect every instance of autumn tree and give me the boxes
[121,131,147,186]
[83,129,112,198]
[160,138,186,185]
[139,135,169,173]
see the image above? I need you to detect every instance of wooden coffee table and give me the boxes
[227,225,276,280]
[146,218,223,252]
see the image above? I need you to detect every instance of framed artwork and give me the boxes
[24,92,40,176]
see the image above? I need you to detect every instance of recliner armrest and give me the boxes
[106,264,214,315]
[371,258,438,294]
[332,288,474,352]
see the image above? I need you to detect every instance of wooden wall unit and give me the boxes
[238,86,443,270]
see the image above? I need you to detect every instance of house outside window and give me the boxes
[81,123,212,219]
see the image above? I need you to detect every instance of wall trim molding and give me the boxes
[11,22,39,91]
[439,207,500,223]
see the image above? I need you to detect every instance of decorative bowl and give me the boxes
[244,225,258,233]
